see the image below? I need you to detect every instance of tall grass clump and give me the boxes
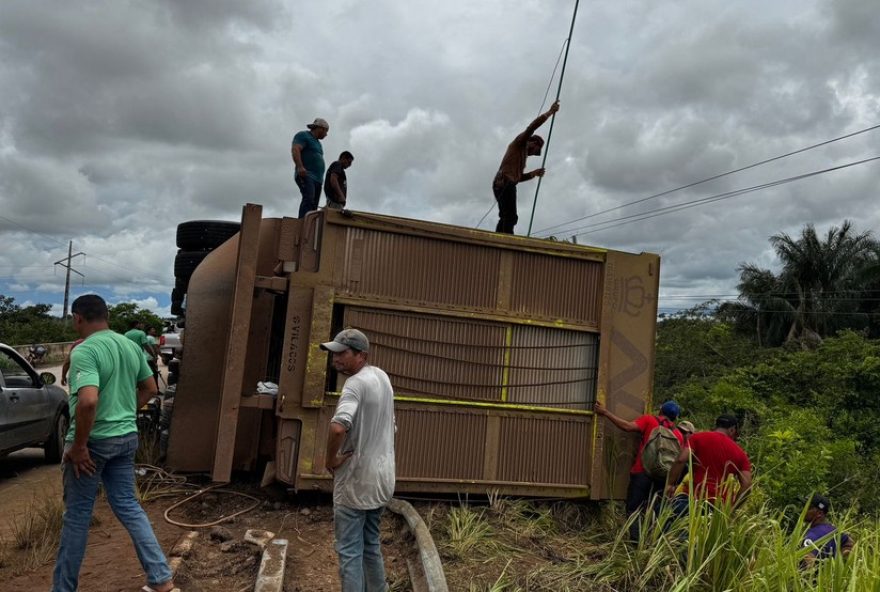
[535,491,880,592]
[443,505,494,559]
[5,491,65,574]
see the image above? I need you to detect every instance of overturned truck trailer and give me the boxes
[167,204,660,499]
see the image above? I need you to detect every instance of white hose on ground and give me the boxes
[386,498,449,592]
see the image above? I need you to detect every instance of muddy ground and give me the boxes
[0,444,622,591]
[0,482,416,592]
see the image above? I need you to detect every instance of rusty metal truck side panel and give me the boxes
[167,205,659,499]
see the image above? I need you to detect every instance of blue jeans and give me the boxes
[296,175,323,218]
[334,505,387,592]
[52,432,173,592]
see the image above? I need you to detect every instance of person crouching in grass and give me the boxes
[802,494,853,568]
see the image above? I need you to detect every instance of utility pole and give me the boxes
[526,0,580,236]
[54,241,86,318]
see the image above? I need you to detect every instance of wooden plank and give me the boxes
[277,216,299,261]
[212,203,263,483]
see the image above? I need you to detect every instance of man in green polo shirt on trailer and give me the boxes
[52,294,174,592]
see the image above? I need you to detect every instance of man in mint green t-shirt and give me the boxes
[124,319,149,358]
[52,294,174,592]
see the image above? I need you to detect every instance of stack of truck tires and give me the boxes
[171,220,241,316]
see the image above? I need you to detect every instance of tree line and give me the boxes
[0,295,165,346]
[720,220,880,346]
[656,220,880,514]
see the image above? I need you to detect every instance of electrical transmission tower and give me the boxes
[54,241,86,318]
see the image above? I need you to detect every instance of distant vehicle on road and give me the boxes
[0,343,69,462]
[25,343,48,366]
[160,323,184,365]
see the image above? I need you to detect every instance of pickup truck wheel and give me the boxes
[176,220,241,250]
[160,353,172,366]
[44,413,69,464]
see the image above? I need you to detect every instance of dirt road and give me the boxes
[0,448,61,541]
[0,363,66,540]
[0,361,373,590]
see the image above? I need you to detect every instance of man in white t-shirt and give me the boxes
[321,328,396,592]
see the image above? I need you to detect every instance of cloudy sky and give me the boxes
[1,0,878,319]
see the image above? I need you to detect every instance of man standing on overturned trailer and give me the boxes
[292,117,329,218]
[325,151,354,210]
[322,328,396,592]
[492,100,560,234]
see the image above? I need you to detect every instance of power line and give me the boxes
[534,122,880,236]
[660,297,880,303]
[554,156,880,238]
[0,215,70,249]
[0,213,168,283]
[660,290,880,298]
[657,308,879,316]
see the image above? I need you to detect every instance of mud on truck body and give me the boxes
[166,204,660,499]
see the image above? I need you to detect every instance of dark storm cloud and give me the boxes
[0,0,878,315]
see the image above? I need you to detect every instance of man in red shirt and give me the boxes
[665,414,752,509]
[595,400,684,541]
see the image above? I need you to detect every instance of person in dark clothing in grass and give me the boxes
[802,494,853,567]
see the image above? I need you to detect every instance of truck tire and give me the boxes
[174,250,210,280]
[170,301,185,317]
[176,220,241,251]
[170,284,186,317]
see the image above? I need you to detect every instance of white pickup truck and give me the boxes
[160,324,183,365]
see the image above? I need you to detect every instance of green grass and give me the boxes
[534,495,879,592]
[444,505,495,559]
[431,488,880,592]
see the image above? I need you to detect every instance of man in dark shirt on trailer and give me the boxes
[324,151,354,210]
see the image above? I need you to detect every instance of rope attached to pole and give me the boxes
[526,0,581,236]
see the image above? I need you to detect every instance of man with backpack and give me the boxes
[594,400,684,542]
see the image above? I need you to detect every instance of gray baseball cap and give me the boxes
[307,117,330,130]
[320,328,369,353]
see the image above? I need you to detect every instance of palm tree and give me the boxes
[723,264,795,346]
[732,221,876,346]
[855,243,880,337]
[770,221,874,342]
